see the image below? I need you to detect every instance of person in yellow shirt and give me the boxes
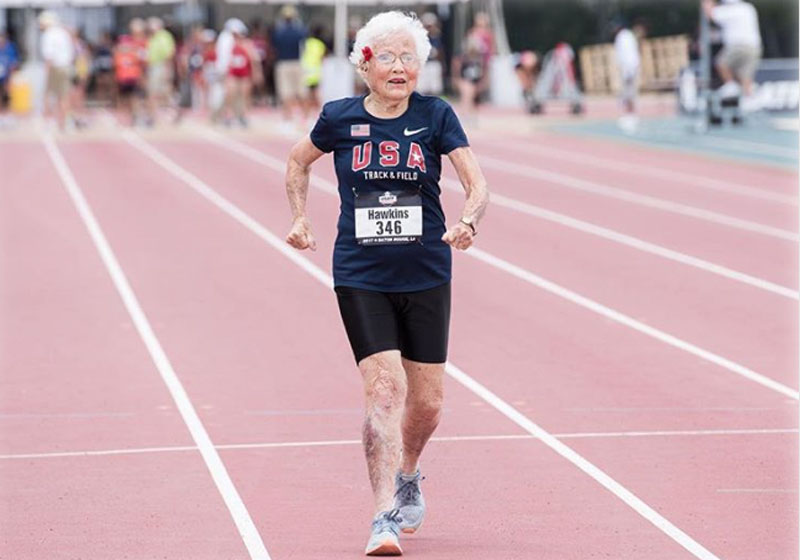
[145,17,176,125]
[301,25,326,114]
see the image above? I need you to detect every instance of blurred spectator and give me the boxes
[113,34,145,126]
[418,12,444,95]
[301,24,326,114]
[145,16,176,125]
[348,15,367,95]
[0,30,19,124]
[213,18,242,123]
[39,11,75,131]
[223,23,263,127]
[200,29,218,112]
[176,26,204,111]
[702,0,762,99]
[467,11,494,101]
[71,28,91,128]
[92,32,115,107]
[453,35,485,117]
[249,21,274,106]
[613,19,641,132]
[272,4,308,130]
[513,49,539,111]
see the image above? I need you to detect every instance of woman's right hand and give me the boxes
[286,216,317,251]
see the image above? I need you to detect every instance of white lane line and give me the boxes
[126,132,722,560]
[474,137,798,205]
[468,246,799,401]
[195,128,799,401]
[440,177,798,300]
[0,444,200,460]
[555,428,798,439]
[564,406,779,412]
[2,428,796,461]
[477,154,799,242]
[41,133,271,560]
[0,412,136,419]
[716,488,798,494]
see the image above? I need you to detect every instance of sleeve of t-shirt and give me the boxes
[437,103,470,155]
[309,102,336,153]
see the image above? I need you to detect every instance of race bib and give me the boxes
[354,190,422,245]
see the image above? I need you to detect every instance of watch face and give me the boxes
[460,218,475,233]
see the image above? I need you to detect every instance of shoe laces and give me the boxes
[373,508,403,533]
[395,474,425,503]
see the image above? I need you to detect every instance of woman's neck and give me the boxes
[364,93,410,119]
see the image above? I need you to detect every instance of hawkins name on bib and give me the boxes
[354,190,422,245]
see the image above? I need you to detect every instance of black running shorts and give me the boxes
[334,282,451,365]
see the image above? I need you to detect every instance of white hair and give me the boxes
[348,11,431,67]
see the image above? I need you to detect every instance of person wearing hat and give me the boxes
[39,11,75,131]
[223,21,263,127]
[702,0,762,100]
[271,4,308,131]
[211,18,245,122]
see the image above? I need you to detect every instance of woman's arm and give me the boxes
[442,146,490,251]
[285,136,325,251]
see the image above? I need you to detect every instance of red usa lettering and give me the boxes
[379,141,400,167]
[352,141,373,172]
[351,141,426,173]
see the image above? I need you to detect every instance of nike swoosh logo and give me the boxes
[403,127,428,136]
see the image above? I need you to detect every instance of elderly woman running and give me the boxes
[284,11,489,556]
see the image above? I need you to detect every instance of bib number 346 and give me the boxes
[354,190,422,245]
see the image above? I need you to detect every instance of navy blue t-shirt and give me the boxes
[271,21,307,61]
[310,92,469,292]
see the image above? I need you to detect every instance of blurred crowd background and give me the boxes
[0,0,796,133]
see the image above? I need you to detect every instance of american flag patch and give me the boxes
[351,124,371,137]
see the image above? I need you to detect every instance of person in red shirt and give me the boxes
[222,25,262,127]
[113,34,144,126]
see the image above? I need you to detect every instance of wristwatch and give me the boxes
[459,216,477,236]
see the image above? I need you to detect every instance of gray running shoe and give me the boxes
[365,509,403,556]
[393,470,426,534]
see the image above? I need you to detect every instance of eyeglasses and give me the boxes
[374,51,419,67]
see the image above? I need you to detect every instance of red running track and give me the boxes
[0,123,797,560]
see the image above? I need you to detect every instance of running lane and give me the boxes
[459,160,797,288]
[0,141,253,559]
[473,129,798,197]
[56,134,724,559]
[150,132,796,559]
[469,135,798,229]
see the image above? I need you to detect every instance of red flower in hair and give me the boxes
[361,46,373,62]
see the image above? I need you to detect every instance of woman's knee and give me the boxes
[360,353,407,414]
[408,394,443,423]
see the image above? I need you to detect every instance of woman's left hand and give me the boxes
[442,222,474,251]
